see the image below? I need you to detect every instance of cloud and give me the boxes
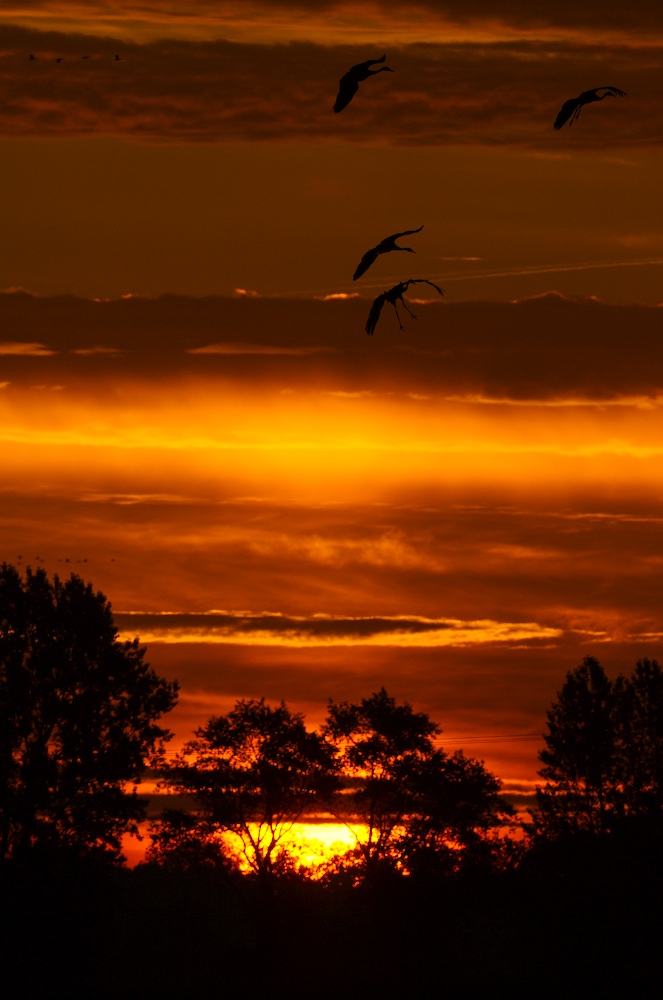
[79,492,199,504]
[0,341,55,355]
[115,609,562,647]
[187,342,334,355]
[70,345,124,355]
[5,2,663,44]
[0,25,658,146]
[442,393,663,410]
[4,290,663,402]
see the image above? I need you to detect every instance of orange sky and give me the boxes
[2,3,663,804]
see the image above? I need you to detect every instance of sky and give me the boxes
[3,2,663,806]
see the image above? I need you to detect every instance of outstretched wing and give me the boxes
[334,74,359,113]
[554,97,579,130]
[353,245,380,281]
[365,292,387,335]
[389,224,424,241]
[595,86,627,98]
[354,226,423,280]
[402,279,444,297]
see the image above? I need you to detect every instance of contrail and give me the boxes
[435,256,663,284]
[275,257,663,299]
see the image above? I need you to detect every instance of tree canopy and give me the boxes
[533,656,663,841]
[150,689,511,882]
[0,563,178,865]
[323,688,512,877]
[156,698,338,878]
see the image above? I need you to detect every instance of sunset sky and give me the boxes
[3,2,663,805]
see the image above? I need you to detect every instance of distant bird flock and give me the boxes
[25,47,628,336]
[28,52,122,63]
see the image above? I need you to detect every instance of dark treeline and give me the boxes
[2,564,663,996]
[146,687,514,883]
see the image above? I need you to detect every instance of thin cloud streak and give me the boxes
[115,610,562,647]
[442,393,663,410]
[187,342,334,356]
[0,341,55,355]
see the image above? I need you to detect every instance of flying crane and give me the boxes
[333,54,394,113]
[553,87,626,130]
[353,226,424,281]
[365,279,443,336]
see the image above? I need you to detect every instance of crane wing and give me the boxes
[403,279,444,297]
[594,87,627,98]
[353,245,380,280]
[553,97,579,130]
[365,293,387,335]
[389,225,424,240]
[334,75,359,113]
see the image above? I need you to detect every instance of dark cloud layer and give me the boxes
[2,290,663,400]
[0,25,657,146]
[8,1,663,36]
[113,610,559,646]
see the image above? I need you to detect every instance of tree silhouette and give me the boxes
[324,687,437,873]
[399,750,514,876]
[0,563,178,865]
[534,657,616,838]
[614,658,663,822]
[324,688,510,876]
[143,807,230,873]
[157,698,338,881]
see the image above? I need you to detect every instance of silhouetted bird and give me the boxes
[554,87,626,130]
[28,54,36,61]
[115,54,121,61]
[333,55,393,113]
[55,57,63,63]
[353,226,423,281]
[365,279,443,335]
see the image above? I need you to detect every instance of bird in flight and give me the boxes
[353,226,424,281]
[333,55,394,113]
[365,279,443,335]
[553,87,626,130]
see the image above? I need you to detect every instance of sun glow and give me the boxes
[3,379,663,500]
[221,822,360,875]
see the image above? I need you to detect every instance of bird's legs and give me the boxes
[391,298,417,330]
[391,304,405,331]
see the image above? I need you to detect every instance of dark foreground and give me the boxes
[2,853,662,999]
